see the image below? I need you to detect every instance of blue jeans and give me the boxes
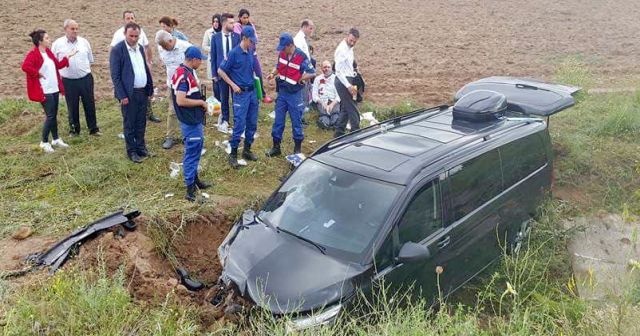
[180,122,204,186]
[230,91,259,149]
[272,90,304,142]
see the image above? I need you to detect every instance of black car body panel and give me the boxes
[220,220,364,314]
[454,76,580,116]
[217,77,578,326]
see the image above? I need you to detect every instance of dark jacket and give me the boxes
[21,47,68,102]
[210,31,240,79]
[109,40,153,100]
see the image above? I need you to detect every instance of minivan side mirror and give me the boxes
[397,242,431,263]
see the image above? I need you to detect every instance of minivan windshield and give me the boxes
[259,159,402,262]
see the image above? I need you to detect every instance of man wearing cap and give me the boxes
[265,32,316,156]
[155,30,192,149]
[171,46,213,201]
[217,26,260,169]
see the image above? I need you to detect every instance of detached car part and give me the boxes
[28,210,140,273]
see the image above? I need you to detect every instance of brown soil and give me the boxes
[3,0,640,106]
[1,211,241,328]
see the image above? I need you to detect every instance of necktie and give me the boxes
[224,35,230,57]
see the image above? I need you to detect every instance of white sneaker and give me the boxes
[39,142,55,153]
[51,138,69,148]
[217,121,229,133]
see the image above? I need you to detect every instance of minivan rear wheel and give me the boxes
[510,219,532,255]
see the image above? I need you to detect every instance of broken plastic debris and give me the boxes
[117,133,125,139]
[361,112,379,125]
[164,193,175,198]
[308,140,317,144]
[201,148,207,156]
[215,140,232,154]
[169,162,182,178]
[285,153,306,167]
[268,111,276,119]
[237,159,247,166]
[201,192,210,199]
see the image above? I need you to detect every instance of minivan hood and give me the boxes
[220,222,363,314]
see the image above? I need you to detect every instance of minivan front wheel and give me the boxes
[510,219,533,255]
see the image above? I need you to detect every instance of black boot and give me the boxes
[185,183,197,202]
[293,140,302,154]
[228,147,240,169]
[265,140,282,157]
[195,175,212,189]
[242,144,258,161]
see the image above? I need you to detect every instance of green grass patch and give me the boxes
[2,264,200,335]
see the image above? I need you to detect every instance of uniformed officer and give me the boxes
[171,46,213,201]
[217,26,260,169]
[265,32,316,156]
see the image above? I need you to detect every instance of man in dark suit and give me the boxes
[110,22,154,163]
[210,13,240,132]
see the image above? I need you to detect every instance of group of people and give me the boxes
[21,9,363,201]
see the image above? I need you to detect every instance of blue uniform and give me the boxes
[219,45,259,149]
[171,64,204,187]
[272,48,315,142]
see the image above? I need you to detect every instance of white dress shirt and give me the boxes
[110,27,149,47]
[333,39,356,88]
[293,30,310,59]
[127,44,147,88]
[158,39,192,86]
[312,73,340,104]
[39,52,59,94]
[221,32,233,60]
[51,36,94,79]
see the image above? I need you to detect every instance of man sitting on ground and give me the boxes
[312,60,340,130]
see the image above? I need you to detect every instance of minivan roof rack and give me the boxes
[312,105,449,156]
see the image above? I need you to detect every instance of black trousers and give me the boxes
[41,93,60,142]
[121,89,148,157]
[333,79,360,137]
[62,73,98,134]
[216,79,232,123]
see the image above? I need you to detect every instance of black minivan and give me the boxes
[216,77,579,329]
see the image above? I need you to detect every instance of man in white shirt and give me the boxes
[52,19,100,136]
[333,28,360,138]
[109,23,154,163]
[294,19,315,117]
[109,10,160,123]
[312,60,340,116]
[155,30,192,149]
[293,19,314,59]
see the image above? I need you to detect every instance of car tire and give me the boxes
[510,219,533,255]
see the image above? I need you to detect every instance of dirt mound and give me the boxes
[73,211,241,326]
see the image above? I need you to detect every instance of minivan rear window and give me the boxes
[499,133,547,188]
[447,149,502,223]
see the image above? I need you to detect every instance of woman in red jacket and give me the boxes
[21,29,76,153]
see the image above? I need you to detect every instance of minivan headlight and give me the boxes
[287,303,342,331]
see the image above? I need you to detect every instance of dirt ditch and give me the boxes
[1,210,248,328]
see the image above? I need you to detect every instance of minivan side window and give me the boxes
[447,149,502,223]
[398,181,442,243]
[500,134,547,188]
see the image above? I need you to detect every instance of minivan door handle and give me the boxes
[437,236,451,249]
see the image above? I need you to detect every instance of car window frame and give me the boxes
[373,173,446,275]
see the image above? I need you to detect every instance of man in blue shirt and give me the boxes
[171,46,213,201]
[217,26,260,169]
[265,32,315,156]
